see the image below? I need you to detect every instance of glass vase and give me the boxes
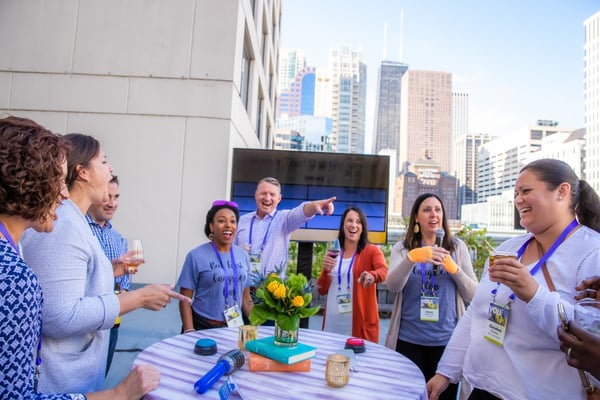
[273,318,299,347]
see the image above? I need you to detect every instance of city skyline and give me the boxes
[280,1,600,152]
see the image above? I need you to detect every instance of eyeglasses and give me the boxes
[212,200,238,208]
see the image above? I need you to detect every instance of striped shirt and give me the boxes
[235,202,310,278]
[86,215,129,290]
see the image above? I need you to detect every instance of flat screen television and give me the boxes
[231,148,389,244]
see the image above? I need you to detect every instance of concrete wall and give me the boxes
[0,0,280,283]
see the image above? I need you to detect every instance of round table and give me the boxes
[134,326,427,399]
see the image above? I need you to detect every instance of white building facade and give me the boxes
[0,0,281,283]
[584,11,600,191]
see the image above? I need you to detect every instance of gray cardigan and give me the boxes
[384,237,478,349]
[21,199,120,393]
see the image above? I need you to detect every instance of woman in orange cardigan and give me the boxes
[317,207,388,343]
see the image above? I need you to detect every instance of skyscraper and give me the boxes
[373,61,408,163]
[399,70,453,173]
[584,11,600,191]
[329,45,367,153]
[277,49,306,119]
[455,132,491,210]
[278,49,306,94]
[452,92,469,175]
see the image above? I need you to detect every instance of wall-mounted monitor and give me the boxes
[231,148,390,244]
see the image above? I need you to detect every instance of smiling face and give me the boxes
[210,208,238,250]
[255,181,282,218]
[415,196,444,240]
[342,210,363,245]
[514,169,565,234]
[88,181,119,225]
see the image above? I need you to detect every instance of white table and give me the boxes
[134,326,427,399]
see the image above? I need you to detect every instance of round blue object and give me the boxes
[194,338,218,356]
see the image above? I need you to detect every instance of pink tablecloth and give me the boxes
[134,326,427,399]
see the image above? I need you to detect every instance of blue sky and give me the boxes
[280,1,600,150]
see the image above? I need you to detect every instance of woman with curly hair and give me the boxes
[0,116,160,399]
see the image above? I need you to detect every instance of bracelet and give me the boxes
[184,329,195,333]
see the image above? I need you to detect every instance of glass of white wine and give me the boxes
[125,239,144,280]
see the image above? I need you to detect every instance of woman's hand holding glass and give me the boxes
[323,239,340,273]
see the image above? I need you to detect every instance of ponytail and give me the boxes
[576,179,600,233]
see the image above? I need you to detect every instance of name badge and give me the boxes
[249,252,261,272]
[484,302,510,346]
[420,296,440,322]
[224,304,244,327]
[336,293,352,314]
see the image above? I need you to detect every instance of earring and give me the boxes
[413,223,420,234]
[208,233,214,241]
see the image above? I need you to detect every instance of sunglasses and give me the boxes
[212,200,238,208]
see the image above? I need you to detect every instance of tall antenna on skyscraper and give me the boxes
[399,8,404,62]
[383,21,388,61]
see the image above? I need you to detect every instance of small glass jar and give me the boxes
[238,325,257,350]
[325,354,350,388]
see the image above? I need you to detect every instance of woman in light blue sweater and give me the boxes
[0,116,160,399]
[21,133,189,394]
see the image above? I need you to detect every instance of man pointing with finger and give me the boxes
[235,176,336,278]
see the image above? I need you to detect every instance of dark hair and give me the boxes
[204,203,240,238]
[338,207,369,254]
[110,175,119,185]
[63,133,102,190]
[0,116,70,221]
[403,193,455,251]
[520,158,600,232]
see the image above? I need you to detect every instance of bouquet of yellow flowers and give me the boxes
[249,272,320,331]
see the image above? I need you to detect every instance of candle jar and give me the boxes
[238,325,257,351]
[325,354,350,388]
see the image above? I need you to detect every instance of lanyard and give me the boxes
[249,211,278,252]
[0,220,18,254]
[491,219,579,304]
[337,250,357,291]
[419,262,437,296]
[210,243,239,307]
[34,320,43,391]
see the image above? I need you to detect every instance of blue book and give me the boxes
[244,336,317,365]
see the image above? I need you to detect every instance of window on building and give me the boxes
[240,31,253,111]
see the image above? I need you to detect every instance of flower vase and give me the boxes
[273,319,299,347]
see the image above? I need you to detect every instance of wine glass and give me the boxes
[125,239,144,280]
[327,239,341,258]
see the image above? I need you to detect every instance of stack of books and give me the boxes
[245,336,316,372]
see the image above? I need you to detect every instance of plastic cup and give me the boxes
[489,251,517,266]
[574,299,600,335]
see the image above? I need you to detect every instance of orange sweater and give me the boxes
[317,244,388,343]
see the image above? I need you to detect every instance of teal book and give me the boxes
[244,336,317,365]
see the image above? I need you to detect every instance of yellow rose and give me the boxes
[266,281,279,293]
[273,284,287,299]
[292,295,304,307]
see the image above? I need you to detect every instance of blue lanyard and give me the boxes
[249,211,278,252]
[337,250,357,291]
[210,243,239,308]
[491,219,579,304]
[420,262,437,296]
[0,220,18,254]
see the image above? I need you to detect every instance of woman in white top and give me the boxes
[428,159,600,400]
